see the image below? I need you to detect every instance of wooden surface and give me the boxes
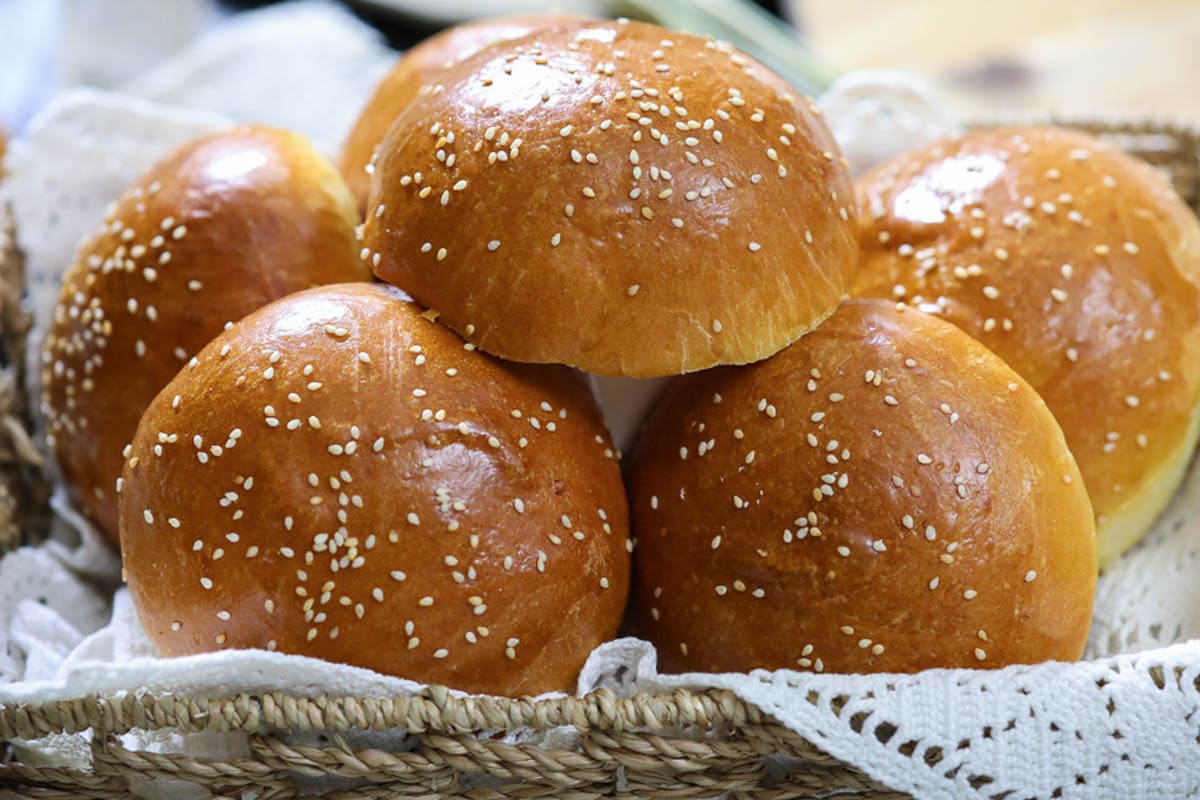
[794,0,1200,120]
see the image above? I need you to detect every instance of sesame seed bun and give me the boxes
[119,283,630,695]
[41,125,369,547]
[340,14,585,214]
[629,298,1097,674]
[361,19,857,378]
[852,127,1200,565]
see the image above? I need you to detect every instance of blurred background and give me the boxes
[2,0,1200,138]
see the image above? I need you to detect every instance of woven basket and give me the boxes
[0,117,1197,800]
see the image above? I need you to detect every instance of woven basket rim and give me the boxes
[0,686,775,740]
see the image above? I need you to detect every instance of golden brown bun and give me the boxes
[119,283,630,696]
[362,19,857,378]
[41,125,369,546]
[629,298,1096,674]
[340,14,584,212]
[853,127,1200,565]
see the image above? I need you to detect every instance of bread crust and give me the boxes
[340,14,585,213]
[120,283,630,695]
[362,19,857,377]
[40,125,369,545]
[629,298,1097,674]
[854,126,1200,564]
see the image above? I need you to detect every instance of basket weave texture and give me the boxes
[0,117,1197,800]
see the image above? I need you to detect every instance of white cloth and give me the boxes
[818,70,963,176]
[2,6,1199,794]
[119,0,395,157]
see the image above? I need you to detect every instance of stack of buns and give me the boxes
[35,15,1200,695]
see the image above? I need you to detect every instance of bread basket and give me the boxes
[0,115,1196,800]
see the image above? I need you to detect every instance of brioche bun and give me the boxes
[853,127,1200,564]
[119,283,630,695]
[40,125,369,545]
[630,298,1096,674]
[361,19,857,378]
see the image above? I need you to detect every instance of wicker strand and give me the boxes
[90,733,291,792]
[248,735,461,784]
[0,206,47,554]
[0,761,126,793]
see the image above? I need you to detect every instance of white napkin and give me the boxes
[120,0,396,158]
[818,70,962,176]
